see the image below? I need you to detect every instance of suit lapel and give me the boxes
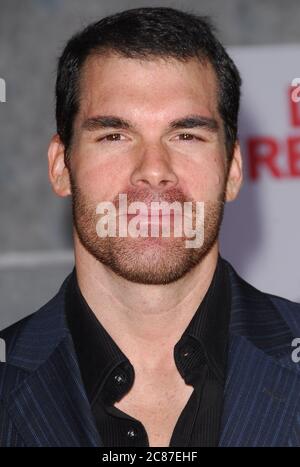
[219,261,300,446]
[219,333,300,446]
[4,336,102,447]
[1,275,102,447]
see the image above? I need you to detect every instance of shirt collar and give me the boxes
[65,273,129,404]
[174,256,231,384]
[65,255,231,404]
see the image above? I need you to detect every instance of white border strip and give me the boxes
[0,250,74,269]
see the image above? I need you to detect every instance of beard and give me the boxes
[70,175,226,285]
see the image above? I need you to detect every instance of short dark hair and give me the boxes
[55,7,241,163]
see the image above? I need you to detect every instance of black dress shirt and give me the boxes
[65,256,231,447]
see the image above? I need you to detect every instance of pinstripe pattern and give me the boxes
[0,275,101,447]
[219,262,300,446]
[1,260,300,446]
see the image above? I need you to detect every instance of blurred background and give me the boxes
[0,0,300,329]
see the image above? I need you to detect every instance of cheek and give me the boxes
[184,160,226,202]
[212,171,224,189]
[72,155,127,203]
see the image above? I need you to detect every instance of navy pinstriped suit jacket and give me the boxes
[1,259,300,447]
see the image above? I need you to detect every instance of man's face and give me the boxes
[56,54,241,284]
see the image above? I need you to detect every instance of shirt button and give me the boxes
[127,429,137,439]
[180,345,194,358]
[114,372,127,385]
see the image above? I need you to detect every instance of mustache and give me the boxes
[112,187,193,210]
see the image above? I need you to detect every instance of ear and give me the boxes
[225,141,243,202]
[48,134,71,197]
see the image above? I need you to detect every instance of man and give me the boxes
[1,7,300,447]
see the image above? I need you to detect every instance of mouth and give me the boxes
[119,211,178,224]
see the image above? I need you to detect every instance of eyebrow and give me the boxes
[81,114,219,132]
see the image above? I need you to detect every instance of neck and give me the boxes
[74,233,219,369]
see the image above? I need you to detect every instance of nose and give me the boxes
[130,143,178,190]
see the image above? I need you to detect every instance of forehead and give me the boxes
[78,53,219,122]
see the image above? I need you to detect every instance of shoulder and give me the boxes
[267,293,300,334]
[222,258,300,334]
[0,273,73,370]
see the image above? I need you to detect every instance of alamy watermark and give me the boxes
[0,338,6,363]
[95,194,205,248]
[0,78,6,103]
[291,78,300,103]
[291,338,300,363]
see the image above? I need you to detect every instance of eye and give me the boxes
[175,133,203,142]
[97,133,126,142]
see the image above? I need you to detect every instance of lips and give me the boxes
[119,212,176,223]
